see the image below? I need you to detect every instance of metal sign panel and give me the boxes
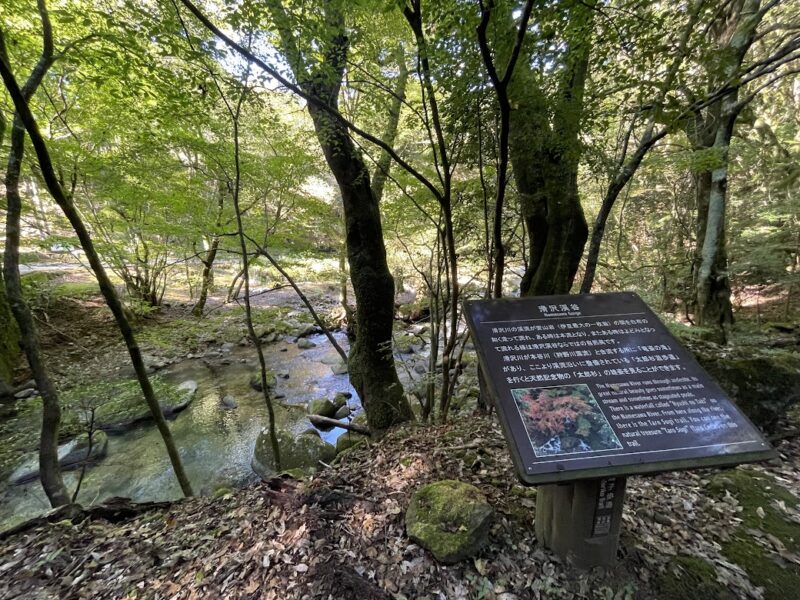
[464,292,774,485]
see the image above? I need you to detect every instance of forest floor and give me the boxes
[2,266,800,599]
[1,413,800,600]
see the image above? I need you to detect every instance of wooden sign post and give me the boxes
[464,292,774,568]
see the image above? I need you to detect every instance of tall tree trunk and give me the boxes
[0,273,20,388]
[509,1,594,297]
[690,0,764,338]
[267,0,412,430]
[307,102,412,428]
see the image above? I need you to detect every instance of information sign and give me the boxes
[464,292,774,485]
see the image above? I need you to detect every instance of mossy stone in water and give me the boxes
[307,398,337,418]
[405,479,493,564]
[251,428,335,480]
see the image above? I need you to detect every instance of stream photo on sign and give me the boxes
[511,384,623,457]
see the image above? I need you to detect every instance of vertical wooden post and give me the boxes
[535,477,626,569]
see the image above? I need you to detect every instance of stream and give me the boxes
[0,331,390,531]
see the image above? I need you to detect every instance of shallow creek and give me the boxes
[0,332,376,530]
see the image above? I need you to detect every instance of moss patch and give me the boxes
[60,377,190,432]
[708,468,800,599]
[657,554,736,600]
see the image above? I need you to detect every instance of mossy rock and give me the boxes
[333,392,350,409]
[690,349,800,432]
[707,468,800,600]
[10,430,109,485]
[307,398,337,418]
[405,479,493,564]
[61,378,196,434]
[335,432,367,454]
[656,554,737,600]
[248,371,278,392]
[251,428,335,480]
[394,334,416,354]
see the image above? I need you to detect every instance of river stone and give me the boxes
[14,387,36,400]
[334,405,351,419]
[251,428,336,479]
[295,324,317,338]
[331,361,348,375]
[335,432,367,454]
[333,392,351,408]
[405,480,493,564]
[11,431,109,485]
[142,354,169,372]
[297,338,316,350]
[99,380,197,433]
[308,398,337,418]
[220,395,238,409]
[249,371,277,392]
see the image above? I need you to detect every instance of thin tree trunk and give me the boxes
[192,181,225,317]
[0,3,68,507]
[0,35,195,497]
[477,0,534,298]
[229,87,281,472]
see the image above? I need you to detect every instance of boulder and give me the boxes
[334,405,351,419]
[405,480,493,564]
[689,346,800,432]
[332,391,351,408]
[331,361,348,375]
[294,324,318,338]
[97,379,197,433]
[251,428,336,479]
[307,398,337,418]
[11,431,109,485]
[297,338,317,350]
[220,395,238,409]
[335,432,367,454]
[249,371,277,392]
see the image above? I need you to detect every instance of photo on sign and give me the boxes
[511,384,623,457]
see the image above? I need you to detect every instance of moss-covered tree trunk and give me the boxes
[267,0,412,430]
[0,273,20,390]
[508,1,594,297]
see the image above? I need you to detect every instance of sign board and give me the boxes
[464,292,774,485]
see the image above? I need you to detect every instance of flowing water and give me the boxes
[0,332,364,530]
